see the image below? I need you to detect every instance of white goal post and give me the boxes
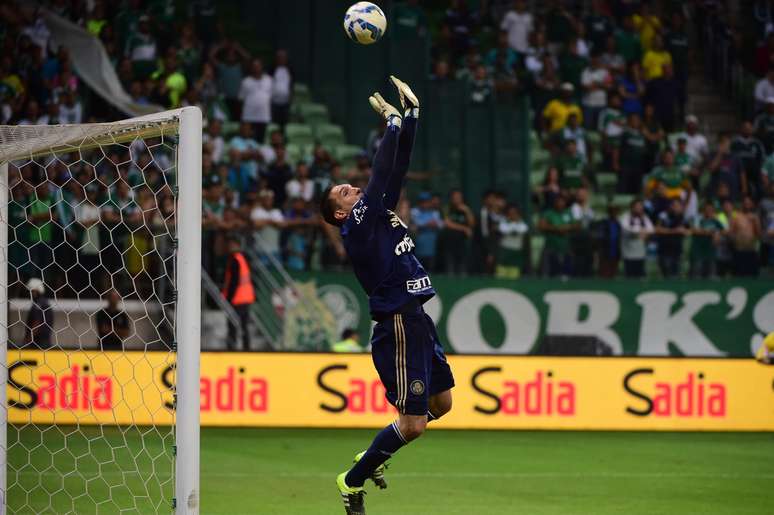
[0,107,201,513]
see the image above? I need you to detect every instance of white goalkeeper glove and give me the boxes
[389,75,419,117]
[369,92,402,128]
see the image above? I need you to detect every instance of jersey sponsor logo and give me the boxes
[406,276,432,293]
[394,234,415,255]
[387,210,407,228]
[352,201,368,224]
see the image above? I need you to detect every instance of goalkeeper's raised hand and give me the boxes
[389,75,419,115]
[368,92,402,127]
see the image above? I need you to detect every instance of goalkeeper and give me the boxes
[755,331,774,364]
[320,76,454,515]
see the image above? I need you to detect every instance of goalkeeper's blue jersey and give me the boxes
[341,193,435,316]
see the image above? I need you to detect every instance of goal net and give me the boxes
[0,107,201,513]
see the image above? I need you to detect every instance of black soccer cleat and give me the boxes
[337,472,366,515]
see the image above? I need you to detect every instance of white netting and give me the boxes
[2,112,183,513]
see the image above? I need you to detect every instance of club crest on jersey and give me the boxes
[410,380,425,395]
[406,276,432,293]
[352,202,368,224]
[394,234,415,255]
[387,210,408,229]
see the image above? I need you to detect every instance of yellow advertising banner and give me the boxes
[7,351,774,431]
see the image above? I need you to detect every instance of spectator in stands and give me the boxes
[285,162,315,203]
[755,68,774,112]
[485,30,519,71]
[532,57,561,117]
[560,112,588,162]
[525,29,551,77]
[439,189,474,276]
[410,192,444,272]
[283,196,315,271]
[154,51,187,108]
[597,204,622,278]
[581,51,611,130]
[445,0,478,62]
[665,12,689,121]
[239,58,273,142]
[642,35,672,82]
[542,82,582,134]
[271,49,292,130]
[585,0,614,52]
[656,198,690,278]
[125,15,157,79]
[755,97,774,154]
[600,35,625,75]
[731,121,766,199]
[496,204,528,279]
[28,182,55,282]
[559,38,589,93]
[534,166,562,211]
[641,103,665,165]
[615,113,648,194]
[96,289,130,350]
[615,16,643,64]
[203,120,225,164]
[222,235,255,351]
[539,194,577,277]
[645,63,678,132]
[211,39,249,119]
[646,148,689,214]
[262,146,293,208]
[501,0,532,54]
[689,201,723,278]
[74,184,102,293]
[230,122,263,179]
[332,328,364,352]
[618,61,645,115]
[25,278,53,349]
[250,189,284,263]
[555,138,588,192]
[707,134,743,202]
[59,90,82,124]
[570,187,595,276]
[473,190,503,274]
[598,92,625,169]
[620,198,653,278]
[392,0,427,38]
[469,64,494,104]
[430,59,452,82]
[673,136,699,187]
[730,196,762,277]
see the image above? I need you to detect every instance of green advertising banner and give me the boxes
[290,272,774,357]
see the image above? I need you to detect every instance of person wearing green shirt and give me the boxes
[554,139,587,190]
[673,136,696,183]
[332,328,364,353]
[647,149,689,212]
[538,195,579,277]
[615,113,648,194]
[614,16,643,63]
[690,202,723,278]
[28,183,54,282]
[392,0,427,39]
[598,93,625,168]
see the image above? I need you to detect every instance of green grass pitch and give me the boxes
[8,426,774,514]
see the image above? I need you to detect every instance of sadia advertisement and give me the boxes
[7,351,774,431]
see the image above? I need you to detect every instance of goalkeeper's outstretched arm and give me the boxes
[384,76,419,211]
[364,92,401,204]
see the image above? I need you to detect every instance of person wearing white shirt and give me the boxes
[285,162,315,202]
[202,119,225,164]
[580,52,611,129]
[674,115,709,165]
[239,59,273,142]
[271,49,292,129]
[59,91,83,124]
[755,69,774,112]
[500,0,533,53]
[619,199,654,277]
[250,189,285,262]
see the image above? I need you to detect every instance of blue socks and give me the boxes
[345,421,407,488]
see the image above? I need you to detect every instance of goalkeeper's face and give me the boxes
[330,183,363,222]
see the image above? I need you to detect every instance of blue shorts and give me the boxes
[370,309,455,416]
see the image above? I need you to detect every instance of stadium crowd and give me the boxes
[0,0,773,293]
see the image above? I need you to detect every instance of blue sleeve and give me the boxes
[384,115,417,211]
[364,124,400,205]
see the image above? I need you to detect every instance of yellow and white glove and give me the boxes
[369,92,402,128]
[389,75,419,117]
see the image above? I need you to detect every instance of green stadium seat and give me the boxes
[285,123,314,146]
[596,172,618,192]
[612,194,635,208]
[530,170,545,187]
[299,103,329,126]
[314,123,346,148]
[293,83,312,103]
[591,195,609,213]
[334,144,364,166]
[586,131,602,146]
[285,143,304,164]
[222,121,240,138]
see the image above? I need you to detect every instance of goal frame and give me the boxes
[0,106,202,514]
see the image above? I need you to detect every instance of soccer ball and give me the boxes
[343,2,387,45]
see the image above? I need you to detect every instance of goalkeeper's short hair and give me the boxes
[320,185,343,227]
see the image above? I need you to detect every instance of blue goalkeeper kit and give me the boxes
[340,114,454,416]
